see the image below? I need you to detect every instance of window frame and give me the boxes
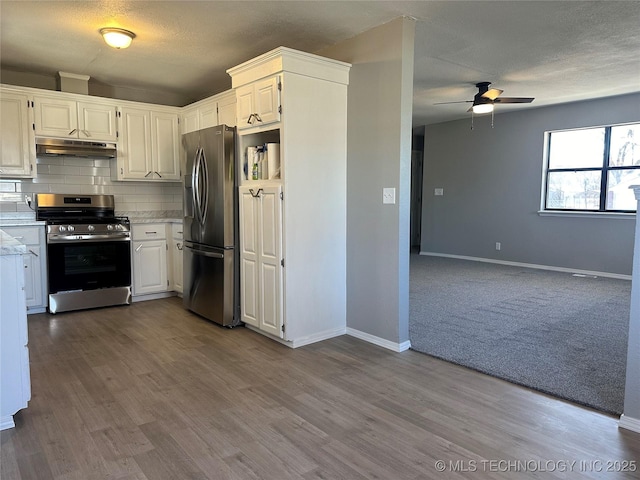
[542,122,640,214]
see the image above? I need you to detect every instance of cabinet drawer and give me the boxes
[171,223,183,239]
[2,226,42,245]
[131,223,167,241]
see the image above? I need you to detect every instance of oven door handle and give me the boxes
[47,234,132,243]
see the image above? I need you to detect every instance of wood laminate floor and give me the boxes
[1,297,639,479]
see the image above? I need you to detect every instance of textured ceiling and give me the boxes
[1,1,639,126]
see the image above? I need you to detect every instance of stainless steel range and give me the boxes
[35,194,132,313]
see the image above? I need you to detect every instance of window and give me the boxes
[543,123,640,212]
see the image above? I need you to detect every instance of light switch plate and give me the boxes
[383,187,396,204]
[434,188,444,196]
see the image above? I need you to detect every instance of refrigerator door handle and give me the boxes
[184,244,224,259]
[192,147,203,223]
[200,148,209,224]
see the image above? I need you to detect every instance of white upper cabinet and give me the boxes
[77,102,118,141]
[33,95,118,142]
[217,91,237,127]
[115,107,180,182]
[0,89,35,178]
[235,76,280,130]
[151,111,180,180]
[180,90,237,134]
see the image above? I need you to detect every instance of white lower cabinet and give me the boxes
[131,224,168,296]
[239,185,283,338]
[170,223,183,294]
[1,252,31,430]
[1,225,47,312]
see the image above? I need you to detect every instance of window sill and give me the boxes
[538,210,636,219]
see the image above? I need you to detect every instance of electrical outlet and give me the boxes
[383,187,396,204]
[434,188,444,196]
[495,242,501,251]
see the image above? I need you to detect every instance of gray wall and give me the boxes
[421,93,640,276]
[1,68,190,106]
[318,17,415,346]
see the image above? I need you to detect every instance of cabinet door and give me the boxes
[217,94,237,127]
[33,96,78,138]
[22,246,43,309]
[77,102,118,142]
[151,111,180,180]
[239,187,260,328]
[254,76,280,126]
[0,91,34,178]
[118,107,153,180]
[238,185,283,336]
[173,240,183,293]
[236,84,255,128]
[133,240,168,295]
[257,185,283,338]
[198,100,218,129]
[182,107,199,134]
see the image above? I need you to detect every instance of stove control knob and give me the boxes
[67,225,75,232]
[59,225,67,232]
[116,224,124,231]
[107,224,114,231]
[87,225,95,232]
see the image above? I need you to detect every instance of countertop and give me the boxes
[0,229,28,256]
[0,213,44,227]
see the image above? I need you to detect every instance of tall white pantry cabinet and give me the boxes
[227,47,351,347]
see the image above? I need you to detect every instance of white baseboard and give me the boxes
[132,291,177,303]
[244,324,346,349]
[619,414,640,434]
[27,306,47,314]
[346,327,411,352]
[0,415,15,431]
[420,252,631,280]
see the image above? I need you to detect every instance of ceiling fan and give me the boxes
[436,82,535,114]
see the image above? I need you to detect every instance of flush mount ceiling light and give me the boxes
[99,27,136,49]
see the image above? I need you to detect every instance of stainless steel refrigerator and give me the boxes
[182,125,240,326]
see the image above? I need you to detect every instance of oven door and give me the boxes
[47,237,131,294]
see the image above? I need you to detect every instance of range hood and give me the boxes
[36,138,117,158]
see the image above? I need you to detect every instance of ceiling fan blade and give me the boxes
[493,97,534,104]
[480,88,503,100]
[434,100,473,105]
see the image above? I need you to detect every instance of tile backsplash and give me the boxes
[0,156,182,214]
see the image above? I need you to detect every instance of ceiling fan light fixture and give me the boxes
[99,28,136,49]
[472,103,494,114]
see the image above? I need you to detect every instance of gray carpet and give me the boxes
[409,255,630,415]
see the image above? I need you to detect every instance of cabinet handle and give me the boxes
[68,128,77,135]
[177,243,183,251]
[154,171,162,178]
[82,130,91,137]
[254,113,262,123]
[135,244,143,252]
[249,188,263,198]
[145,231,157,235]
[247,113,255,124]
[145,171,153,177]
[28,249,38,257]
[13,236,24,240]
